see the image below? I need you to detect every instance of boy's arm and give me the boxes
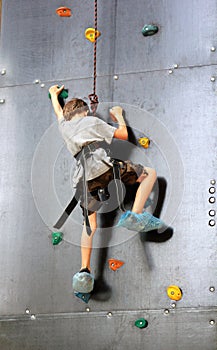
[49,85,65,121]
[110,106,128,141]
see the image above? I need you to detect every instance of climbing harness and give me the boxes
[88,0,99,115]
[53,146,125,233]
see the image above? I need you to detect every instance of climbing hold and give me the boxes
[52,232,63,245]
[167,285,182,301]
[135,318,148,329]
[85,28,101,43]
[209,219,216,226]
[56,7,71,17]
[48,87,68,100]
[142,24,159,37]
[108,259,125,271]
[138,137,150,149]
[74,292,91,304]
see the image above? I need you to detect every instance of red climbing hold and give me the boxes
[108,259,125,271]
[56,7,72,17]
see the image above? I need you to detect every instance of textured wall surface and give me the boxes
[0,0,216,349]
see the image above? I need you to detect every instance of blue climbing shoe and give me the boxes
[72,271,94,293]
[117,210,164,233]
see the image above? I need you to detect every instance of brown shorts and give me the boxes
[79,160,148,215]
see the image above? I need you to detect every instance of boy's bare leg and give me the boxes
[80,212,97,272]
[117,166,164,232]
[132,167,157,214]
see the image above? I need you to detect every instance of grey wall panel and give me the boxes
[0,0,116,87]
[111,66,217,309]
[114,0,217,74]
[0,77,114,316]
[0,310,216,350]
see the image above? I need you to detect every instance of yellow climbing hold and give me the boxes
[138,137,150,149]
[167,285,182,301]
[85,28,101,43]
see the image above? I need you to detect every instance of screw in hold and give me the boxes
[1,69,6,75]
[30,314,36,320]
[40,83,45,88]
[86,307,90,312]
[209,320,215,326]
[210,47,216,52]
[164,309,170,315]
[209,219,216,227]
[210,179,216,185]
[25,309,30,314]
[210,76,216,82]
[209,197,215,204]
[0,99,5,104]
[171,302,176,308]
[34,79,40,84]
[107,312,113,318]
[209,187,216,194]
[173,64,179,69]
[209,286,215,292]
[113,75,119,80]
[168,69,173,74]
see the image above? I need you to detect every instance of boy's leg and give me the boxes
[80,212,97,272]
[132,167,157,214]
[118,166,165,232]
[72,212,96,294]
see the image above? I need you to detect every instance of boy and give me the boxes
[49,85,164,294]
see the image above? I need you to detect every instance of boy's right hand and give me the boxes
[110,106,124,123]
[49,85,65,97]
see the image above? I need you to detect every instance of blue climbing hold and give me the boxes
[142,24,159,36]
[74,292,91,304]
[72,272,94,293]
[117,210,164,232]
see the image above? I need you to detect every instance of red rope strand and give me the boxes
[88,0,99,115]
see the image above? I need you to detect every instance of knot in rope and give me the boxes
[88,93,99,115]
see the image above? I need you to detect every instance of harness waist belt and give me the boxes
[53,155,123,230]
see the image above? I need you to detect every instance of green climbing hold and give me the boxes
[48,87,68,99]
[52,232,63,245]
[142,24,158,37]
[135,318,148,329]
[74,292,91,303]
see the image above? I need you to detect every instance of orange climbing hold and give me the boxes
[56,7,72,17]
[108,259,125,271]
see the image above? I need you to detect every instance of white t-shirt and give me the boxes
[58,115,116,187]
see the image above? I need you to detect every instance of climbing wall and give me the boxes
[0,0,216,349]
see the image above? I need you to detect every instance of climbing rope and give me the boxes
[88,0,99,115]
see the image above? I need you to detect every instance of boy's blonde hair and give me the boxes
[63,98,89,121]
